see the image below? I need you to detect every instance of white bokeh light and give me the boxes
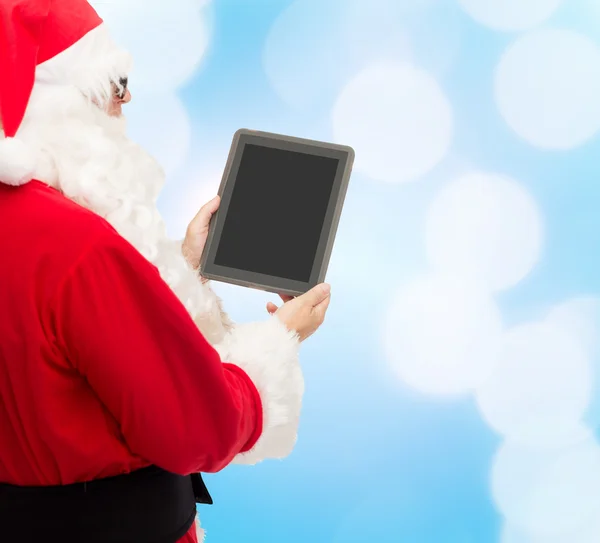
[323,188,394,291]
[502,520,600,543]
[90,0,214,181]
[475,320,592,443]
[546,298,600,357]
[263,0,408,109]
[501,524,533,543]
[492,428,600,539]
[425,172,543,292]
[125,94,192,178]
[163,165,223,239]
[263,0,458,110]
[332,61,453,184]
[546,297,600,430]
[458,0,563,32]
[495,29,600,150]
[92,0,212,93]
[383,274,503,396]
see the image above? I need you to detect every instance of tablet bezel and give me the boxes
[198,128,354,296]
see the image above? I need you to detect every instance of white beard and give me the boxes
[17,84,222,328]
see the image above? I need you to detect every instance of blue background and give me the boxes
[98,0,600,541]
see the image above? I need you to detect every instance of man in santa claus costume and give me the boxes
[0,1,332,541]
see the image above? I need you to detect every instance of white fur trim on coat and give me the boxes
[0,137,37,186]
[214,317,303,464]
[195,514,206,543]
[153,239,232,345]
[192,281,232,345]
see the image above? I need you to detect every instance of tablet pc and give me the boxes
[198,129,355,296]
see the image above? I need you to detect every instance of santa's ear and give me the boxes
[0,136,36,186]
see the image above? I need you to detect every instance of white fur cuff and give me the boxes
[215,317,303,464]
[195,514,206,543]
[0,137,36,186]
[193,281,231,345]
[154,239,231,344]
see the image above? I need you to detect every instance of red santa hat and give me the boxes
[0,0,132,186]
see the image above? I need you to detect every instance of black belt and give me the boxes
[0,467,212,543]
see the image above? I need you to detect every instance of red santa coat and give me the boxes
[0,179,302,541]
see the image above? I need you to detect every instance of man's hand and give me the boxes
[182,196,220,273]
[267,284,331,342]
[266,294,295,314]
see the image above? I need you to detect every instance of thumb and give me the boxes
[203,194,220,213]
[191,195,220,230]
[299,283,331,307]
[313,291,331,320]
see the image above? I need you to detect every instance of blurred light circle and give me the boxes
[502,520,600,543]
[458,0,563,31]
[545,298,600,356]
[501,524,531,543]
[263,0,457,109]
[492,429,600,539]
[163,165,222,238]
[475,321,592,442]
[92,0,212,93]
[383,273,502,396]
[545,297,600,432]
[495,29,600,149]
[125,93,192,178]
[425,172,543,292]
[332,61,453,184]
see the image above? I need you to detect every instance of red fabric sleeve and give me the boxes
[51,230,263,475]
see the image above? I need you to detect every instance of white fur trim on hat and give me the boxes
[0,137,36,186]
[36,23,133,106]
[0,23,132,188]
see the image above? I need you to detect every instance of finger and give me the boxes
[299,283,331,307]
[190,195,220,229]
[266,302,279,314]
[278,294,294,303]
[313,292,331,321]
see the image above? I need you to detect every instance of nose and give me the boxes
[121,89,132,104]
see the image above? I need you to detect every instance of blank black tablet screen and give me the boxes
[214,143,339,282]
